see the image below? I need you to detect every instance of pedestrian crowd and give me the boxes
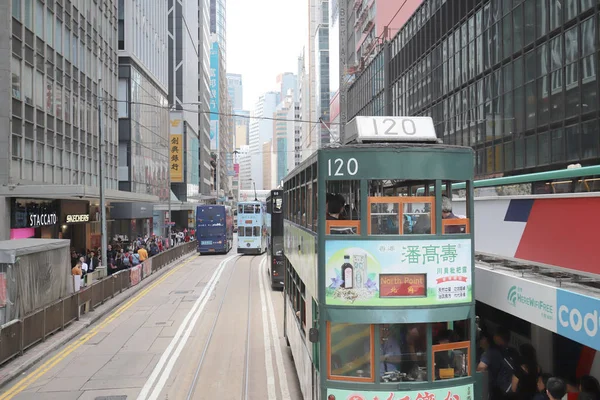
[477,324,599,400]
[70,229,195,278]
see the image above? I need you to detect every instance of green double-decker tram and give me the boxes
[282,116,483,400]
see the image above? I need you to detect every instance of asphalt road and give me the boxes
[0,236,302,400]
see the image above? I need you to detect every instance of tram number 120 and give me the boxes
[328,158,359,177]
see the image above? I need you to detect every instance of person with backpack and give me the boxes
[477,326,520,400]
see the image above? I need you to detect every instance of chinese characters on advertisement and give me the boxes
[325,239,472,306]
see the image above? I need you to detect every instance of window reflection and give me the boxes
[379,324,428,382]
[329,323,373,381]
[432,320,471,380]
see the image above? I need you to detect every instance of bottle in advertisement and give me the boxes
[353,252,367,289]
[341,255,354,289]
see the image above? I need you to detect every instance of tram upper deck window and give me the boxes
[328,323,374,382]
[240,204,256,214]
[367,180,436,235]
[325,180,361,235]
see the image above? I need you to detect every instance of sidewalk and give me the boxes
[0,251,196,389]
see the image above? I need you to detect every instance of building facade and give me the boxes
[262,140,273,190]
[227,73,243,109]
[198,0,213,196]
[238,145,251,190]
[347,0,599,178]
[314,0,331,148]
[249,92,278,189]
[0,0,155,246]
[210,0,226,54]
[116,0,170,238]
[167,0,201,203]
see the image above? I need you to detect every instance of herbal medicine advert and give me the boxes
[325,239,472,306]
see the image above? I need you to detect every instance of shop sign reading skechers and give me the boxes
[66,214,90,223]
[557,289,600,351]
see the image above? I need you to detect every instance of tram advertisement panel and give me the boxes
[325,239,472,306]
[326,382,474,400]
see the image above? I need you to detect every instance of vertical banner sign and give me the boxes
[170,112,183,183]
[209,42,219,151]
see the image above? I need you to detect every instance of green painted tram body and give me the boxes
[282,117,485,400]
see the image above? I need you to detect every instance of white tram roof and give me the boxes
[344,116,439,145]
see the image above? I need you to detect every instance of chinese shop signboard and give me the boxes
[170,114,183,183]
[325,239,472,306]
[326,383,474,400]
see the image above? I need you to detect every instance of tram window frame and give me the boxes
[441,180,471,235]
[286,264,306,336]
[327,322,375,383]
[367,196,437,235]
[431,319,472,381]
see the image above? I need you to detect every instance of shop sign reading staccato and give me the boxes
[326,382,474,400]
[325,239,472,307]
[29,213,58,227]
[66,214,90,223]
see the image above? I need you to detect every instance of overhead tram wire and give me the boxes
[97,97,343,126]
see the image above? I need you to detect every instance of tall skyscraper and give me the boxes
[227,73,243,110]
[198,0,213,196]
[210,0,226,53]
[116,0,170,237]
[238,145,252,191]
[168,0,201,202]
[276,73,298,103]
[314,0,331,148]
[1,0,129,246]
[249,92,279,189]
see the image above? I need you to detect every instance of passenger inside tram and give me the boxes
[379,324,428,381]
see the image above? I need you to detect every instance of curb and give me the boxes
[0,251,197,389]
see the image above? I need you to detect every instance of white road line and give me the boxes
[258,257,277,400]
[146,254,239,400]
[262,259,292,400]
[137,254,239,400]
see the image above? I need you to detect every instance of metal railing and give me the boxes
[0,241,197,366]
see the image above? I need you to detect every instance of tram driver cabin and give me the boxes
[280,116,481,400]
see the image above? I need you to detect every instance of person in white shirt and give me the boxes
[79,257,89,275]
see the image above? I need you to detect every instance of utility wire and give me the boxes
[98,97,342,125]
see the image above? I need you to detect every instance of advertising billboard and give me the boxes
[209,42,219,150]
[325,239,472,307]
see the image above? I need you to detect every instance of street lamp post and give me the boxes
[97,79,107,270]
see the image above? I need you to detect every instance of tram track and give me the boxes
[184,254,260,400]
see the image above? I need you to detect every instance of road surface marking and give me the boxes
[262,257,291,399]
[258,257,277,400]
[0,255,199,400]
[139,254,240,400]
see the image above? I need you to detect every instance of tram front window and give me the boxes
[329,323,373,382]
[379,323,428,382]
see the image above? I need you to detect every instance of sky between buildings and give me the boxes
[226,0,308,109]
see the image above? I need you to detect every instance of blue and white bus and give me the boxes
[196,205,233,254]
[236,201,267,255]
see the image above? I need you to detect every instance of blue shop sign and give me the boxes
[557,289,600,351]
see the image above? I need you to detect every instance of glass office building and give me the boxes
[347,0,599,177]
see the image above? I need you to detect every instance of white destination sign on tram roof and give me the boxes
[344,116,438,144]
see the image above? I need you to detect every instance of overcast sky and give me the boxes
[226,0,307,110]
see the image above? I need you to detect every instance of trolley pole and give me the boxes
[97,79,108,270]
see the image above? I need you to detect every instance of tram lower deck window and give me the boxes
[327,320,472,383]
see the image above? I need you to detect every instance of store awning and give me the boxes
[476,259,600,351]
[0,184,159,203]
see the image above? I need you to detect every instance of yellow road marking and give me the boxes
[0,255,199,400]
